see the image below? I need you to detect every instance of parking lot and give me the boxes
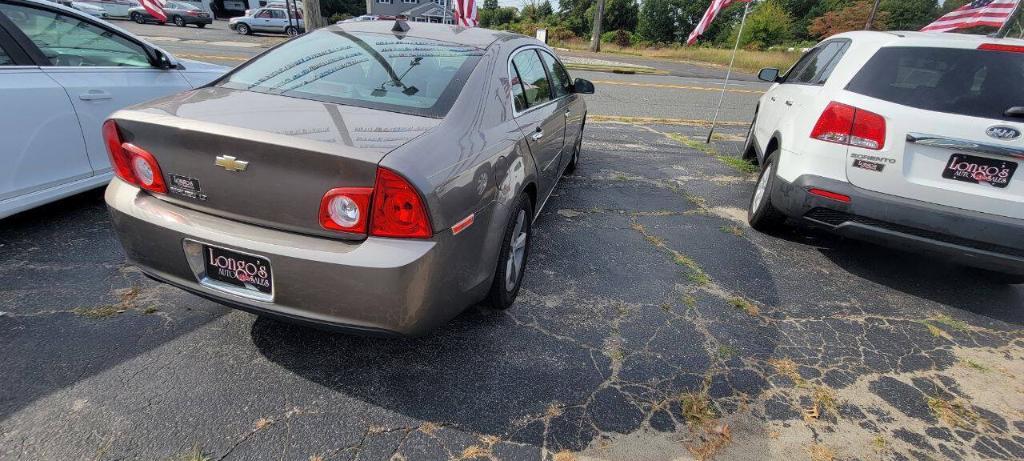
[2,19,1023,461]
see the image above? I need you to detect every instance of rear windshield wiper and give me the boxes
[1005,106,1024,118]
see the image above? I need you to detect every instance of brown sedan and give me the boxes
[103,21,594,336]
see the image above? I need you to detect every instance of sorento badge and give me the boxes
[215,155,249,172]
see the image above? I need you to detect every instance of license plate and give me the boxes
[942,153,1017,188]
[202,245,273,295]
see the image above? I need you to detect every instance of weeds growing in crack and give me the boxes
[630,220,711,287]
[254,417,272,431]
[719,225,744,236]
[961,359,990,372]
[768,358,805,386]
[176,443,211,461]
[806,443,836,461]
[931,313,969,332]
[418,422,439,436]
[927,396,987,431]
[680,377,717,429]
[74,286,144,319]
[728,297,759,316]
[717,345,737,360]
[664,133,757,175]
[812,385,838,416]
[552,450,577,461]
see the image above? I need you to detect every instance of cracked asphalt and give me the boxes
[2,47,1024,461]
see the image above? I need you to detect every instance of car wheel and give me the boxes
[487,193,534,310]
[741,113,758,162]
[285,26,298,37]
[132,12,144,23]
[748,150,787,232]
[564,131,582,175]
[196,23,206,28]
[173,15,184,27]
[237,23,251,35]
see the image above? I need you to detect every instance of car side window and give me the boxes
[511,49,551,109]
[0,42,12,65]
[539,50,572,98]
[256,9,272,18]
[0,3,151,67]
[785,41,845,85]
[271,10,285,19]
[814,41,850,84]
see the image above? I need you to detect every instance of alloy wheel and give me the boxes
[751,166,771,214]
[504,210,527,292]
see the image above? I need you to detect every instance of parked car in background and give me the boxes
[245,0,300,17]
[744,31,1024,283]
[340,14,377,23]
[103,21,594,335]
[56,0,108,17]
[129,1,210,26]
[229,7,302,36]
[93,0,138,18]
[0,0,227,219]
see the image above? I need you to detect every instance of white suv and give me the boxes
[743,31,1024,283]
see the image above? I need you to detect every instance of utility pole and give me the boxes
[589,0,605,52]
[865,0,881,30]
[302,0,326,32]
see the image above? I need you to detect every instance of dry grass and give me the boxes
[806,443,836,461]
[552,451,577,461]
[176,444,211,461]
[719,225,744,236]
[685,423,732,461]
[552,38,802,74]
[254,417,272,430]
[927,396,986,431]
[728,297,759,316]
[812,385,838,416]
[74,286,142,319]
[768,358,804,385]
[680,379,717,429]
[418,421,439,436]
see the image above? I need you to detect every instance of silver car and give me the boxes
[103,22,594,336]
[229,7,302,36]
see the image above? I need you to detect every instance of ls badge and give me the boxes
[215,155,249,172]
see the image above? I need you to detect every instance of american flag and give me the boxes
[687,0,751,45]
[921,0,1020,33]
[454,0,477,27]
[138,0,167,22]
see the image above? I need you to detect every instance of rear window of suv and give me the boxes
[846,46,1024,122]
[220,30,483,118]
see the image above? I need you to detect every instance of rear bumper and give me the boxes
[105,179,488,336]
[773,175,1024,275]
[185,16,213,25]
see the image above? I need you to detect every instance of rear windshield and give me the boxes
[846,46,1024,122]
[220,30,483,118]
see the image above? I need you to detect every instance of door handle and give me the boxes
[79,90,112,101]
[530,128,544,141]
[785,100,794,106]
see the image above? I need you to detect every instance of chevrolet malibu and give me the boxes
[104,21,594,336]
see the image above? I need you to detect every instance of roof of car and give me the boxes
[830,30,1024,49]
[332,21,521,49]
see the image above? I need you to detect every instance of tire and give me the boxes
[564,131,582,175]
[486,193,534,310]
[748,150,787,232]
[741,113,758,162]
[132,12,144,24]
[173,16,184,27]
[285,26,298,37]
[237,23,251,35]
[196,23,206,28]
[968,268,1024,284]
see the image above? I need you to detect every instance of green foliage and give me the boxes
[591,0,639,32]
[726,0,794,50]
[482,0,498,10]
[881,0,937,31]
[319,0,364,18]
[559,0,594,36]
[479,7,517,29]
[538,0,554,17]
[637,0,676,43]
[601,29,636,46]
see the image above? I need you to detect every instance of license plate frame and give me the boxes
[197,243,274,300]
[942,153,1017,188]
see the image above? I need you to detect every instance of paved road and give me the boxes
[1,21,1023,461]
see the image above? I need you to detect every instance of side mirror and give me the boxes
[572,78,595,94]
[151,48,176,70]
[758,68,780,83]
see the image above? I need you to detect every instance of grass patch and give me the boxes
[665,133,757,175]
[728,297,759,316]
[717,156,758,175]
[717,345,737,360]
[768,358,806,386]
[921,321,950,339]
[961,359,989,372]
[74,304,122,319]
[927,396,984,430]
[632,221,711,286]
[932,314,969,332]
[719,225,744,236]
[551,39,802,75]
[812,385,838,416]
[806,443,836,461]
[680,379,717,429]
[682,294,697,308]
[176,444,211,461]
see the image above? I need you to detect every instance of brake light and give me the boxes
[186,11,199,16]
[979,43,1024,53]
[102,120,167,193]
[370,168,432,239]
[810,102,885,150]
[319,188,372,233]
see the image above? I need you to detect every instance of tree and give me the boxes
[636,0,676,43]
[599,0,638,32]
[730,0,793,49]
[880,0,935,31]
[482,0,499,10]
[538,0,554,17]
[479,6,517,28]
[559,0,594,37]
[808,0,889,38]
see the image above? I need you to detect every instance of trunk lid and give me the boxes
[842,45,1024,220]
[114,87,441,238]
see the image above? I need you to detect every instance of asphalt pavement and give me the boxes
[1,20,1022,461]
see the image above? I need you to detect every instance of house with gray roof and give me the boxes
[366,0,453,23]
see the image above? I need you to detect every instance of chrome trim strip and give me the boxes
[906,133,1024,160]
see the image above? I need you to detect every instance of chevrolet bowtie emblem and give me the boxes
[215,155,248,172]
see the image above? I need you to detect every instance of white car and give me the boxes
[64,0,108,17]
[744,31,1024,283]
[0,0,227,219]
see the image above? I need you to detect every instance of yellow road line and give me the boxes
[177,53,250,62]
[590,80,764,94]
[589,115,748,127]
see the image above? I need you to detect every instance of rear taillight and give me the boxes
[810,102,886,150]
[102,119,166,193]
[319,188,372,233]
[319,168,432,238]
[979,43,1024,53]
[370,168,432,239]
